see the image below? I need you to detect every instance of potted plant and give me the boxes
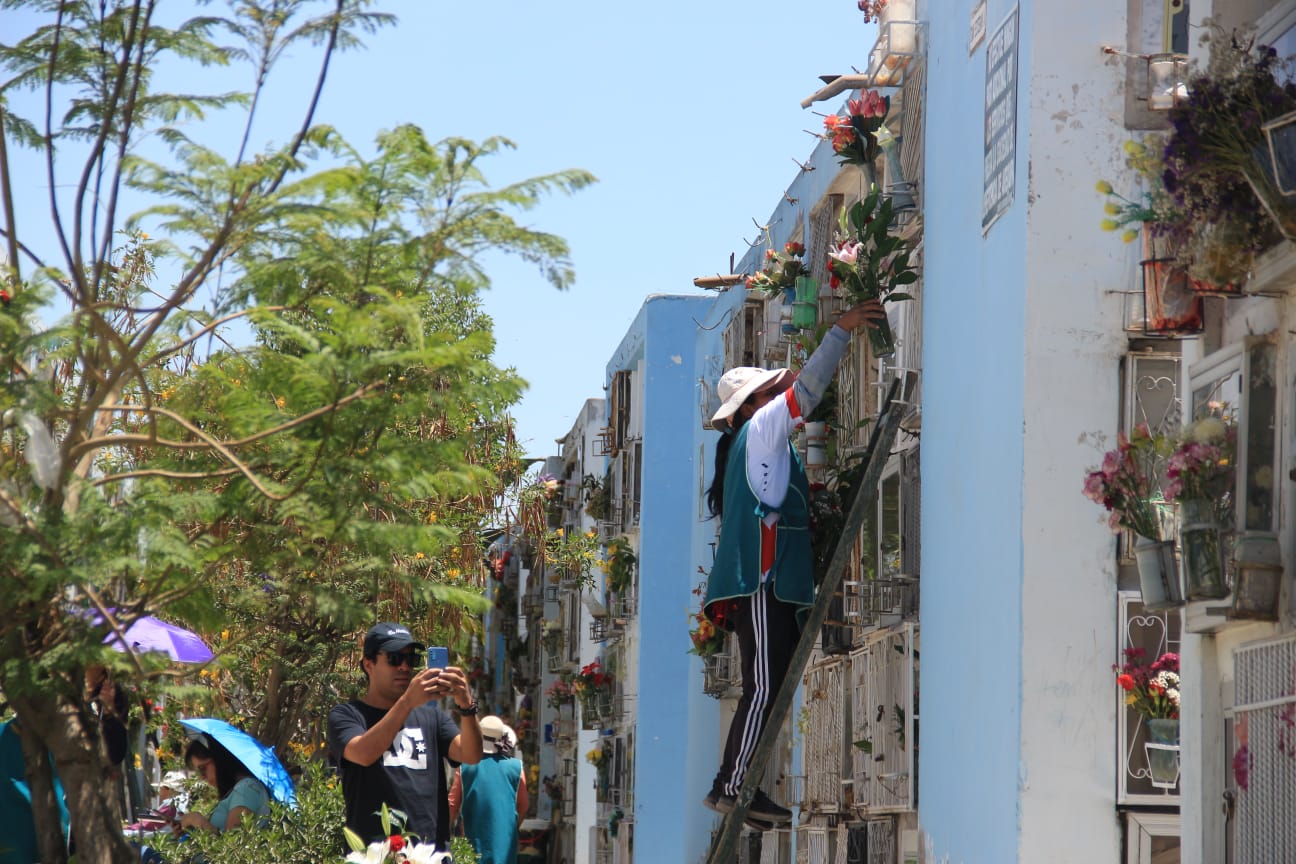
[1159,22,1296,280]
[745,241,810,302]
[1082,424,1182,608]
[1115,648,1181,789]
[823,89,890,168]
[603,536,637,595]
[1097,142,1204,332]
[1163,414,1236,600]
[827,186,918,358]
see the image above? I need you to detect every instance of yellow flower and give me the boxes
[393,393,402,402]
[586,530,596,538]
[1095,179,1113,194]
[448,568,461,577]
[1123,139,1145,156]
[556,529,564,538]
[1121,229,1139,243]
[200,669,211,679]
[220,629,230,640]
[275,396,286,409]
[1100,219,1119,232]
[1104,202,1121,216]
[427,512,438,523]
[395,290,403,299]
[415,552,425,560]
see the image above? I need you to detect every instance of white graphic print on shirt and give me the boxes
[384,727,428,770]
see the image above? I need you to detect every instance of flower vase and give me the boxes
[1140,230,1203,336]
[804,421,828,469]
[1178,499,1229,600]
[1133,537,1184,609]
[866,307,896,358]
[792,276,818,329]
[1143,718,1180,789]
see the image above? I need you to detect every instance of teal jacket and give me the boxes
[704,422,813,621]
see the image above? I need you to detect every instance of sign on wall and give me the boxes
[982,5,1019,234]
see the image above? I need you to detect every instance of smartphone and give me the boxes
[427,646,449,670]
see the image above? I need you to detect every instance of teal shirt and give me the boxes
[461,755,522,864]
[705,422,813,617]
[209,776,270,831]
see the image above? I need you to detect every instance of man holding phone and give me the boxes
[328,622,483,848]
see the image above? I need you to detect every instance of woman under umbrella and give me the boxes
[176,736,270,834]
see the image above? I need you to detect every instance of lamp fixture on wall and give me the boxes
[1261,110,1296,197]
[1102,47,1188,111]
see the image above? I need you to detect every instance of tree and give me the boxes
[0,3,594,861]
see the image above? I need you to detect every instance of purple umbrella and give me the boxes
[104,616,214,664]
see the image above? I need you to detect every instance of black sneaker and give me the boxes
[746,790,792,823]
[703,790,735,814]
[744,815,775,832]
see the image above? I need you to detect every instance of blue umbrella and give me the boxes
[179,718,296,808]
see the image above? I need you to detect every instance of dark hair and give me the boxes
[706,431,736,518]
[185,737,258,800]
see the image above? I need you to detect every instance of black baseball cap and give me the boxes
[363,622,425,657]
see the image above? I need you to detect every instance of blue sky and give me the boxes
[4,1,877,454]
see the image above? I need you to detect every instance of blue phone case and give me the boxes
[427,647,449,669]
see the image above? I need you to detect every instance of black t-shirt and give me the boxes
[327,699,461,846]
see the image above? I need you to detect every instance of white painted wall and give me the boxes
[1019,0,1131,861]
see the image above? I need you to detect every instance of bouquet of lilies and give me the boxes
[827,186,916,356]
[343,805,452,863]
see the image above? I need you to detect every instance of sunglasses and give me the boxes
[382,651,423,668]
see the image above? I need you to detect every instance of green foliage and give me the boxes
[146,761,345,864]
[543,526,601,592]
[603,536,636,595]
[0,2,594,859]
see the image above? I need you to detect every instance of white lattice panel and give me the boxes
[850,626,915,812]
[1234,633,1296,863]
[803,658,846,812]
[834,824,849,864]
[762,829,792,864]
[795,825,833,864]
[868,819,895,864]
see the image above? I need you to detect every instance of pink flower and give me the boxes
[829,241,861,266]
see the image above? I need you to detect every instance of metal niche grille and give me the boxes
[802,658,847,813]
[1234,633,1296,863]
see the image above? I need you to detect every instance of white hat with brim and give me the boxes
[479,715,518,755]
[710,366,796,432]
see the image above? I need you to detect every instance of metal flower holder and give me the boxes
[1144,718,1181,790]
[1133,537,1184,610]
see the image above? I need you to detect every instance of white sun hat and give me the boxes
[710,366,796,432]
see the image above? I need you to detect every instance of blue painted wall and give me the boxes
[609,292,722,863]
[918,2,1029,862]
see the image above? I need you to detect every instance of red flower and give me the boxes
[1117,674,1136,691]
[389,834,405,852]
[0,288,9,305]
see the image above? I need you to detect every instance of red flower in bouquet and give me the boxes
[824,89,891,167]
[1114,648,1181,721]
[857,0,887,23]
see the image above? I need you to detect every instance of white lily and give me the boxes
[344,840,391,863]
[400,842,452,864]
